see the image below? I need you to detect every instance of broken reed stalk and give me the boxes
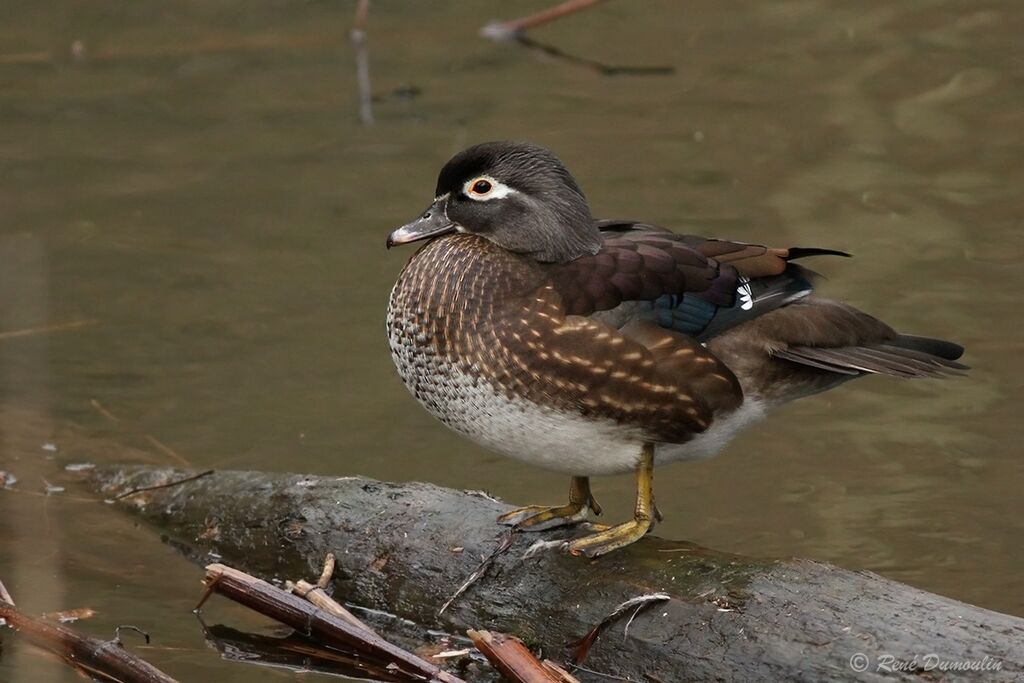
[0,581,178,683]
[286,552,376,634]
[200,563,466,683]
[288,579,376,634]
[350,0,374,124]
[467,630,578,683]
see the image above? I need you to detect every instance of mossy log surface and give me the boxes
[91,467,1023,682]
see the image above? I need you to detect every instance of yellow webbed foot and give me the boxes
[566,516,653,557]
[496,476,601,531]
[565,443,658,557]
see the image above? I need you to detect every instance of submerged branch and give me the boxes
[0,580,178,683]
[200,563,466,683]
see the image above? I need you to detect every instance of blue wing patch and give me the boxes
[651,267,816,340]
[653,294,719,335]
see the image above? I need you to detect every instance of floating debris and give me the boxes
[43,607,97,624]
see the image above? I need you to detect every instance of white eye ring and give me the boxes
[463,175,516,201]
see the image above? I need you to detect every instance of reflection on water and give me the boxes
[1,1,1022,680]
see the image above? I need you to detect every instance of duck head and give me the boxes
[387,141,601,264]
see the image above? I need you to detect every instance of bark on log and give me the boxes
[89,467,1023,682]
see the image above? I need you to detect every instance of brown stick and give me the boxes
[107,470,214,501]
[438,530,515,615]
[467,629,573,683]
[483,0,609,39]
[0,581,178,683]
[201,563,466,683]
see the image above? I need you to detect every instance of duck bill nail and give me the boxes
[386,203,456,248]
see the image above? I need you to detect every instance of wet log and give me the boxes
[90,467,1023,682]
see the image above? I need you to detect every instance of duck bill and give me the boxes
[386,198,456,248]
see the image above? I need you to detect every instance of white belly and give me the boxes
[389,325,766,475]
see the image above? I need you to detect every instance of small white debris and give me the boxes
[65,463,96,472]
[432,648,472,659]
[465,489,502,503]
[522,539,565,558]
[41,443,58,452]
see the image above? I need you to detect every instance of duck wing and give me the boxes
[547,220,847,341]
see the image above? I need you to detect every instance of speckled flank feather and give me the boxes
[387,234,745,473]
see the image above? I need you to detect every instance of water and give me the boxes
[1,1,1022,680]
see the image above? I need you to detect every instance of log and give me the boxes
[89,467,1023,682]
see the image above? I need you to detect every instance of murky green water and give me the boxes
[2,1,1023,680]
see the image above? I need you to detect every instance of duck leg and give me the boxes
[566,444,656,557]
[496,476,602,531]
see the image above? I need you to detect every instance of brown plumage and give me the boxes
[390,234,740,444]
[385,141,966,557]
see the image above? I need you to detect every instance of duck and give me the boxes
[385,141,966,558]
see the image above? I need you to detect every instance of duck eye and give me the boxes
[470,179,492,195]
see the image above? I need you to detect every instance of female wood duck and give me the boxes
[386,141,966,558]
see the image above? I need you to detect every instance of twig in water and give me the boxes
[571,593,671,664]
[89,398,120,423]
[114,625,151,645]
[0,579,178,682]
[0,319,98,341]
[143,435,191,468]
[438,529,515,616]
[350,0,374,124]
[200,563,466,683]
[89,399,193,467]
[482,0,610,40]
[107,469,214,502]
